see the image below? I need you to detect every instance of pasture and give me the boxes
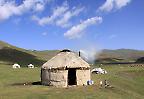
[0,62,144,99]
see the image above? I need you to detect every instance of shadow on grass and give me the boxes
[11,81,41,86]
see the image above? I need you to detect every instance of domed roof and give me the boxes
[42,50,90,69]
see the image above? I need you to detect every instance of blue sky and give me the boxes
[0,0,144,50]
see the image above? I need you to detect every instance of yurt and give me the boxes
[28,64,34,68]
[41,49,91,87]
[12,63,20,68]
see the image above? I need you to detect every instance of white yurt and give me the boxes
[12,63,20,68]
[41,49,91,87]
[28,64,34,68]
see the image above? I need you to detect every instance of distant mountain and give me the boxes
[96,49,144,63]
[0,40,144,65]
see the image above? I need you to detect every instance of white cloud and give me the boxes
[35,3,45,12]
[99,0,114,12]
[64,16,102,39]
[32,1,69,26]
[0,0,49,21]
[98,0,131,12]
[115,0,131,9]
[56,7,84,28]
[32,1,84,28]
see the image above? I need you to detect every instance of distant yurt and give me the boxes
[41,49,91,87]
[12,63,20,68]
[91,68,107,74]
[28,64,34,68]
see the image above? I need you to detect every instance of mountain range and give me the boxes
[0,41,144,66]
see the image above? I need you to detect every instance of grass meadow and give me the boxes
[0,62,144,99]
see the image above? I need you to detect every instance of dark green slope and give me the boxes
[0,41,46,66]
[136,57,144,63]
[0,47,45,66]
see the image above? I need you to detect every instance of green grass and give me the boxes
[0,63,144,99]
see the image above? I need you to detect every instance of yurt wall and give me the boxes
[76,70,91,85]
[41,69,68,87]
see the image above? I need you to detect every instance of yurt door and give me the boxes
[68,68,77,85]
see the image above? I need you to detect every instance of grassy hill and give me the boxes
[31,50,59,61]
[0,41,60,67]
[0,41,47,66]
[0,47,45,67]
[1,40,144,65]
[96,49,144,63]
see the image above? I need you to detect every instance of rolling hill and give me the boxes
[0,41,46,66]
[0,40,144,65]
[96,49,144,63]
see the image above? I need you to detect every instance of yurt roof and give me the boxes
[42,50,90,69]
[13,63,20,66]
[28,64,34,66]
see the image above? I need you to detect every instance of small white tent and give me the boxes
[28,64,34,68]
[91,68,107,74]
[12,63,20,68]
